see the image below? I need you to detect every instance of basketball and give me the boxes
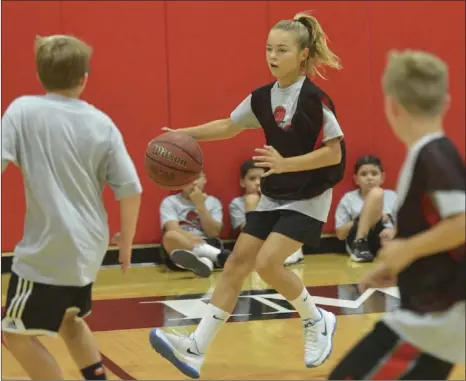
[144,131,203,190]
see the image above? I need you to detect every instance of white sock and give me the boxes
[192,303,230,354]
[289,287,321,321]
[192,243,221,262]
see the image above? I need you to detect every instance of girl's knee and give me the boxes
[255,251,280,279]
[223,248,256,280]
[224,252,253,277]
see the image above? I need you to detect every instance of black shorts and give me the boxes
[328,321,454,380]
[346,216,386,255]
[1,271,93,336]
[243,209,323,247]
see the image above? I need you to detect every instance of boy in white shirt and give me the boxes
[229,160,304,265]
[335,155,397,262]
[160,172,231,277]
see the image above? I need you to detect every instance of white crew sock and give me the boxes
[192,243,221,262]
[192,303,230,354]
[289,287,322,321]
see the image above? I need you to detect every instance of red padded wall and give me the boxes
[2,1,464,250]
[165,1,269,235]
[1,1,62,251]
[367,1,465,187]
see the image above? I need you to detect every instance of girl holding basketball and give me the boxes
[150,12,345,378]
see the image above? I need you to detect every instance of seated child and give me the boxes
[229,160,304,265]
[160,172,231,277]
[335,155,397,262]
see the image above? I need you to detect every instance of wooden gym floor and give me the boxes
[2,253,465,380]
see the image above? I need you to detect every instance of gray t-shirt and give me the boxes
[229,196,246,230]
[335,189,398,229]
[2,94,142,286]
[160,193,223,237]
[230,76,344,222]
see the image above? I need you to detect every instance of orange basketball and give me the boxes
[144,131,203,190]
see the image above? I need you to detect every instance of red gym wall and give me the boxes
[1,1,464,252]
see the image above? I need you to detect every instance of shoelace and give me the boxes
[303,320,318,346]
[169,328,204,355]
[168,328,191,340]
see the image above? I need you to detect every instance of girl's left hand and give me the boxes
[253,146,286,177]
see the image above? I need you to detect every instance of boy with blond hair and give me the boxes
[329,50,465,379]
[1,35,142,380]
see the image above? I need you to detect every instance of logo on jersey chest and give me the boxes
[179,210,201,229]
[273,106,292,131]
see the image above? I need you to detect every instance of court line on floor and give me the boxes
[101,352,136,380]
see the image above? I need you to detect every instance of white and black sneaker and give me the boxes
[303,308,337,368]
[170,250,213,277]
[347,238,374,262]
[284,248,304,266]
[149,328,204,379]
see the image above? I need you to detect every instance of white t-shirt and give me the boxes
[335,189,398,229]
[160,193,223,237]
[229,196,246,230]
[230,76,344,222]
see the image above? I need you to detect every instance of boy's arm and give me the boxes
[119,195,141,252]
[380,147,465,274]
[1,100,21,173]
[401,212,465,262]
[197,198,223,238]
[106,126,142,252]
[381,190,398,227]
[334,196,353,240]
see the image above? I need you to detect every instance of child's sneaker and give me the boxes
[149,328,204,379]
[303,308,337,368]
[171,250,213,277]
[348,238,374,262]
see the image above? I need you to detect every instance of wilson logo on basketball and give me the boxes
[152,145,188,168]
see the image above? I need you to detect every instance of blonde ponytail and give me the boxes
[273,11,342,79]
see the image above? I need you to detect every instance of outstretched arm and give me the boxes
[163,118,244,142]
[163,94,260,142]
